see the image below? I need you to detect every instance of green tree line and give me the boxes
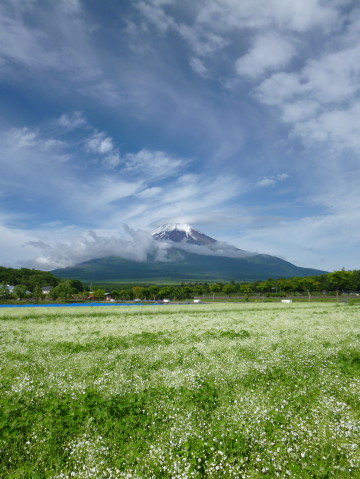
[1,266,360,302]
[0,266,60,291]
[107,270,360,302]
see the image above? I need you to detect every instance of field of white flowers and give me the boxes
[0,302,359,478]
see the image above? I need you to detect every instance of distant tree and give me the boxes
[117,289,130,301]
[68,279,84,292]
[0,267,17,285]
[33,284,43,301]
[349,270,360,291]
[298,278,320,301]
[51,281,76,302]
[201,283,210,294]
[209,283,221,301]
[74,291,89,302]
[92,288,106,301]
[13,284,28,300]
[132,286,144,300]
[193,285,206,297]
[182,286,194,299]
[110,290,120,299]
[223,283,236,297]
[0,284,10,301]
[277,279,295,295]
[256,280,272,298]
[171,288,185,300]
[159,286,175,300]
[239,283,252,300]
[148,286,160,301]
[329,270,352,302]
[0,267,59,292]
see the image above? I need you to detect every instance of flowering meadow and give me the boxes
[0,302,359,478]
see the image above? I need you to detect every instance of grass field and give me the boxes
[0,303,359,478]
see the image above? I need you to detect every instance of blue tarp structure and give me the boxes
[0,302,153,308]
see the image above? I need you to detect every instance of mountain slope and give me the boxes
[53,248,326,283]
[52,224,327,283]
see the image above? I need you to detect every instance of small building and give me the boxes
[42,286,53,295]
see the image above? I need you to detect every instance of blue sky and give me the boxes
[1,0,359,271]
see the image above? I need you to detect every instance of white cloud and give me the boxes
[0,223,45,268]
[235,32,296,78]
[10,127,38,149]
[22,221,255,270]
[253,36,360,153]
[257,178,276,187]
[292,101,360,150]
[60,0,82,14]
[302,45,360,104]
[281,100,320,123]
[23,227,155,269]
[137,1,228,57]
[0,1,90,75]
[124,149,186,180]
[0,127,68,174]
[0,2,55,73]
[0,0,118,105]
[103,153,121,169]
[255,72,306,105]
[177,23,228,57]
[83,130,123,169]
[57,111,87,129]
[136,1,175,33]
[0,125,141,224]
[91,178,143,207]
[1,0,360,273]
[101,172,248,238]
[196,0,340,33]
[136,174,247,227]
[256,173,289,188]
[85,131,115,154]
[189,57,208,77]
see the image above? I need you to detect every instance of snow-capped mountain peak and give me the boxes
[151,223,258,258]
[152,223,192,235]
[151,223,216,246]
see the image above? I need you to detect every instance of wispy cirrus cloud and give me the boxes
[257,173,289,188]
[1,0,360,272]
[0,112,247,241]
[57,111,87,129]
[189,57,208,77]
[124,149,187,180]
[0,124,142,226]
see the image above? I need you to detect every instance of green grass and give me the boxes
[0,303,359,478]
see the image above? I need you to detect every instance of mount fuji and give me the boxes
[52,223,327,283]
[152,223,217,246]
[151,223,255,258]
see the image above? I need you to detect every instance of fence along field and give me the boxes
[0,302,359,478]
